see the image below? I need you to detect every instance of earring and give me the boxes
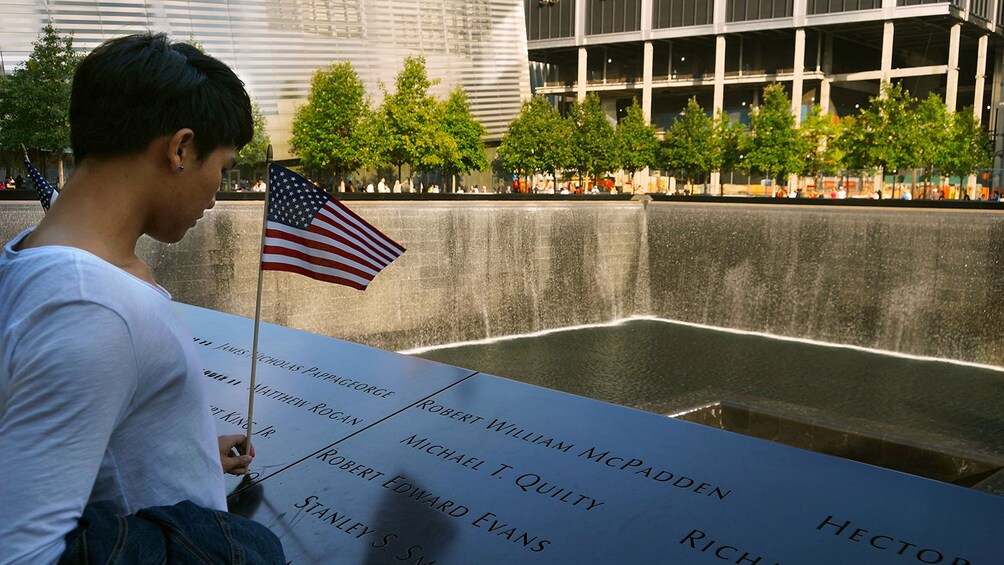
[177,165,185,172]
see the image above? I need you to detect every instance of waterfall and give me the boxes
[2,200,1000,365]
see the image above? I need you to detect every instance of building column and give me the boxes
[713,35,726,113]
[992,47,1004,191]
[820,32,833,115]
[577,46,587,102]
[712,35,726,194]
[641,41,654,193]
[987,46,1003,192]
[946,23,961,113]
[640,0,653,33]
[876,22,895,193]
[975,35,988,123]
[787,29,806,192]
[792,28,805,125]
[880,21,894,91]
[967,34,990,197]
[643,41,654,123]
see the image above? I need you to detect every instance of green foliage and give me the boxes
[941,109,992,178]
[814,86,990,194]
[439,87,489,178]
[237,98,270,167]
[716,111,746,174]
[568,93,617,186]
[871,83,919,173]
[0,25,81,155]
[290,61,371,180]
[838,82,917,175]
[744,83,803,183]
[799,105,842,178]
[614,99,660,175]
[377,56,455,179]
[496,96,570,179]
[912,93,950,175]
[661,97,719,184]
[832,114,867,171]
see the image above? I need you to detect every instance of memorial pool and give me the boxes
[409,318,1004,467]
[4,199,1003,485]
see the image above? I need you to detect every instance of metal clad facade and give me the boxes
[0,0,531,155]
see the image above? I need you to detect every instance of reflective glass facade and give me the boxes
[0,0,531,157]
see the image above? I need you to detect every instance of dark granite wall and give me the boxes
[2,201,1001,365]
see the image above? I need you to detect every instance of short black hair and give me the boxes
[70,32,253,163]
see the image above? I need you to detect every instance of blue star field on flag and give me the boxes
[267,166,330,230]
[23,154,58,211]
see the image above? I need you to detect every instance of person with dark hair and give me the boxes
[0,33,283,564]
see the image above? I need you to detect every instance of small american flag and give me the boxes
[262,164,405,290]
[23,154,58,211]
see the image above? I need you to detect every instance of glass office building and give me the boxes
[0,0,531,159]
[525,0,1003,138]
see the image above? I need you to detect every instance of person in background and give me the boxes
[0,33,284,564]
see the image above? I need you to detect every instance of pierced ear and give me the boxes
[168,128,196,171]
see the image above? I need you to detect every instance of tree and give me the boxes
[0,24,81,184]
[911,93,951,197]
[841,82,919,192]
[799,105,842,191]
[290,61,371,186]
[833,114,866,173]
[940,109,992,191]
[614,99,660,190]
[237,98,270,178]
[569,93,617,190]
[662,97,720,190]
[439,87,489,191]
[716,111,746,182]
[377,56,454,183]
[744,83,804,186]
[496,96,571,188]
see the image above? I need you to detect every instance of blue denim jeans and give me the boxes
[59,500,285,564]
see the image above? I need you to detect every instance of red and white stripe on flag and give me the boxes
[261,165,405,290]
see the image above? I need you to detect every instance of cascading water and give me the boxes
[2,200,1000,366]
[646,203,1004,366]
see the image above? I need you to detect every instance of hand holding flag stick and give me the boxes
[243,148,406,454]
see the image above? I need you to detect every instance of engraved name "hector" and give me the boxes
[816,516,971,564]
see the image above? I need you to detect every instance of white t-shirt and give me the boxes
[0,229,226,565]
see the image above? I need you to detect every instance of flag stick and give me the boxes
[245,145,274,455]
